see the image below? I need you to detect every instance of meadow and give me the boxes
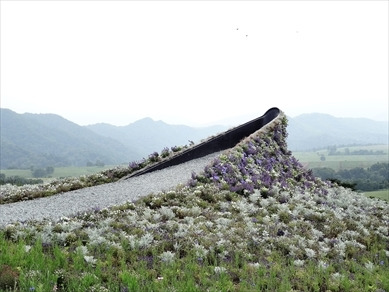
[292,144,388,171]
[0,165,120,182]
[363,189,389,201]
[292,145,389,202]
[0,115,388,291]
[2,145,387,180]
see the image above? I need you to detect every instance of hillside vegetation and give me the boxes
[1,108,388,169]
[0,109,226,169]
[0,112,388,291]
[0,109,136,168]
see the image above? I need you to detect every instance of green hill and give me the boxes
[0,108,137,168]
[86,118,227,158]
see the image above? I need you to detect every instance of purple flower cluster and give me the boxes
[190,116,329,197]
[128,158,147,172]
[148,152,160,163]
[161,147,170,158]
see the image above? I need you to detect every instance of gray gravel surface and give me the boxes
[0,152,223,227]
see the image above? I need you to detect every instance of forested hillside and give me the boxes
[0,109,136,168]
[1,108,388,169]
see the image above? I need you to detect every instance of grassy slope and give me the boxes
[0,114,388,291]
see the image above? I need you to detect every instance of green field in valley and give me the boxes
[362,189,389,202]
[2,145,388,180]
[292,144,388,171]
[0,165,123,181]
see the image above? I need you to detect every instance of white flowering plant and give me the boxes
[1,113,388,291]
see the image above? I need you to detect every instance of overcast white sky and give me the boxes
[1,1,388,127]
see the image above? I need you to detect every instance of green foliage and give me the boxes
[0,174,43,186]
[0,108,135,169]
[364,189,389,202]
[313,162,389,191]
[31,168,47,178]
[328,146,386,156]
[0,265,19,290]
[293,144,388,171]
[1,113,388,291]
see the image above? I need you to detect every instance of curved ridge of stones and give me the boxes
[124,107,281,179]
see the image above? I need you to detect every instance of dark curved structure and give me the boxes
[124,107,280,178]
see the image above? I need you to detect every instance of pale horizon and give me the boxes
[1,1,388,127]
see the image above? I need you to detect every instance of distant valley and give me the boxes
[1,108,387,169]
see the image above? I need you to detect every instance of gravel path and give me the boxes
[0,152,222,227]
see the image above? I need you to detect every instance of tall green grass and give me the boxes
[1,120,388,291]
[1,231,387,291]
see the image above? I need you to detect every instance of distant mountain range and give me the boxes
[287,113,388,150]
[0,108,387,169]
[85,119,226,160]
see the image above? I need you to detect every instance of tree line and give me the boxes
[327,146,385,156]
[0,174,43,186]
[313,162,388,191]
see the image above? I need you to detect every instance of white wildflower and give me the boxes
[139,233,153,248]
[159,206,175,220]
[160,251,175,264]
[377,226,388,236]
[109,241,123,250]
[262,215,271,224]
[318,242,330,256]
[219,201,230,211]
[76,245,89,256]
[364,261,374,272]
[194,243,209,258]
[184,216,195,225]
[24,245,32,253]
[312,228,324,240]
[153,213,162,222]
[249,190,261,203]
[218,250,229,261]
[318,260,328,270]
[288,245,299,257]
[84,255,97,266]
[86,228,107,246]
[260,199,270,208]
[190,206,202,216]
[305,248,316,258]
[331,272,343,281]
[127,235,137,249]
[173,242,181,251]
[174,224,189,238]
[100,218,114,228]
[248,262,260,269]
[214,266,227,274]
[334,241,346,258]
[293,259,305,267]
[204,221,214,229]
[215,217,231,229]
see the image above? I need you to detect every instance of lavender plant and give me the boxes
[1,112,388,291]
